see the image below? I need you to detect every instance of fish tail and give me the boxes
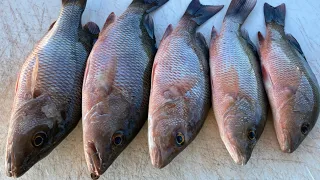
[132,0,169,13]
[184,0,224,26]
[225,0,257,24]
[264,3,286,26]
[62,0,87,8]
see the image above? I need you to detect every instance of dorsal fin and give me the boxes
[196,32,208,51]
[102,12,116,32]
[241,29,257,55]
[286,34,306,59]
[160,24,173,45]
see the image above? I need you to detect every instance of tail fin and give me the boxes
[225,0,256,24]
[132,0,169,13]
[264,3,286,26]
[62,0,87,8]
[185,0,224,26]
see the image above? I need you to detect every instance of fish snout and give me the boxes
[85,141,110,177]
[5,152,13,177]
[5,150,26,178]
[232,151,250,166]
[278,132,298,153]
[149,145,164,168]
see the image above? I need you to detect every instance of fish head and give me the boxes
[148,99,193,169]
[6,95,63,177]
[222,97,265,165]
[83,95,134,177]
[275,105,317,153]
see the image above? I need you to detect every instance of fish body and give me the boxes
[148,0,223,169]
[258,3,320,153]
[209,0,267,165]
[5,0,99,177]
[82,0,168,177]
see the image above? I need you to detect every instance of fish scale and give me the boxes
[209,0,267,165]
[6,0,99,177]
[148,0,222,169]
[82,0,167,177]
[259,3,320,153]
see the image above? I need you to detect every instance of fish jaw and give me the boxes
[222,131,252,165]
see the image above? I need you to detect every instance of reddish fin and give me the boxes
[258,32,265,44]
[185,0,224,26]
[160,24,173,45]
[31,56,39,98]
[163,77,197,99]
[15,72,20,93]
[225,0,257,24]
[48,21,56,31]
[211,26,218,41]
[102,12,116,32]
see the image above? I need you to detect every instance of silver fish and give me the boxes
[209,0,267,165]
[82,0,168,178]
[258,3,320,153]
[148,0,223,169]
[5,0,99,177]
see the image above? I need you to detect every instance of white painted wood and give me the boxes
[0,0,319,179]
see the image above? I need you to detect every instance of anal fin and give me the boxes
[144,14,155,39]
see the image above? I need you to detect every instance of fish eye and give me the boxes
[248,130,256,140]
[301,123,310,135]
[175,132,185,146]
[112,131,124,146]
[32,132,47,147]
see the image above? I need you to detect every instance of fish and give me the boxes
[5,0,99,178]
[258,3,320,153]
[148,0,223,169]
[209,0,267,165]
[81,0,168,178]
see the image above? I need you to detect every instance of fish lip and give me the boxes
[224,134,251,165]
[86,142,110,176]
[278,128,298,153]
[149,144,168,169]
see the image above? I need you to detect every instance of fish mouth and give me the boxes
[224,136,251,165]
[86,142,111,177]
[150,145,165,169]
[278,132,298,153]
[6,152,29,178]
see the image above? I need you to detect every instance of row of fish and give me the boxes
[5,0,320,179]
